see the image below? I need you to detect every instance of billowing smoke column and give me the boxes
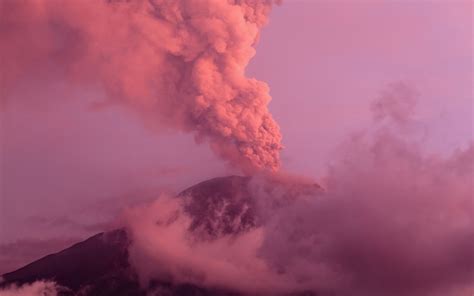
[125,83,474,296]
[0,0,282,173]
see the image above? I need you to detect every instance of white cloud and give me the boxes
[0,281,59,296]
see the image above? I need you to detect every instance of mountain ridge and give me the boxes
[1,175,319,296]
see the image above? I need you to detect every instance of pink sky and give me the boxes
[1,0,472,273]
[249,0,472,177]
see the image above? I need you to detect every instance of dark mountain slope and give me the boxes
[1,176,319,295]
[0,176,254,295]
[1,229,141,295]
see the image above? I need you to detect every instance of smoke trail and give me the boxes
[0,0,282,173]
[125,83,474,295]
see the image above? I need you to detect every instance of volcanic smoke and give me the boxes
[0,0,282,173]
[1,1,473,296]
[123,84,474,296]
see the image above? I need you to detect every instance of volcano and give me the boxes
[1,176,320,295]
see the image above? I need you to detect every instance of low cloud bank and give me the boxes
[0,281,60,296]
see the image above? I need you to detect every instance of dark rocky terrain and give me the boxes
[1,176,320,295]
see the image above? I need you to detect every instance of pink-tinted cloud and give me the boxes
[124,84,474,295]
[0,280,60,296]
[249,0,473,177]
[1,0,282,173]
[1,1,472,294]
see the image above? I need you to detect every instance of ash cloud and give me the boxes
[0,0,282,173]
[125,83,474,295]
[1,1,472,295]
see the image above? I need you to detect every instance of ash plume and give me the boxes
[1,1,472,295]
[124,83,474,296]
[0,0,282,173]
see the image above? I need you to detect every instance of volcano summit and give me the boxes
[1,176,321,296]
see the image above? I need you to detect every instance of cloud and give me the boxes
[0,281,60,296]
[124,83,474,295]
[0,0,282,173]
[124,195,293,294]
